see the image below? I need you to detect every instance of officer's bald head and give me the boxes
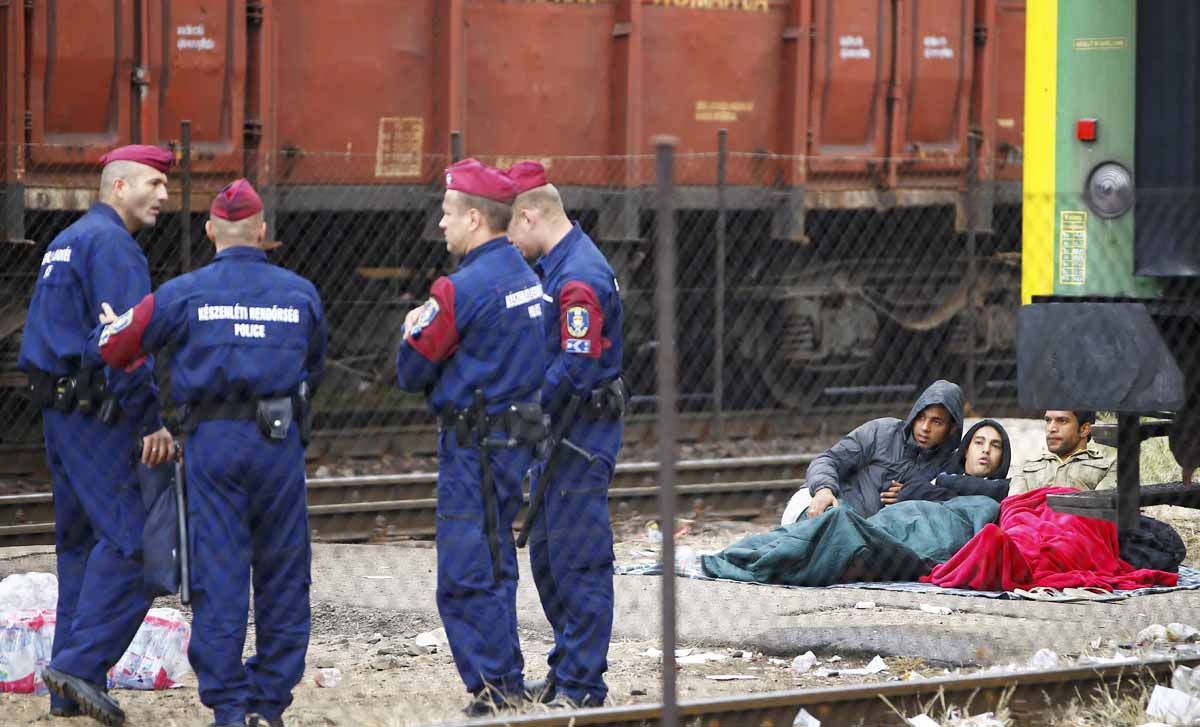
[207,212,266,249]
[512,184,567,221]
[99,161,146,198]
[98,160,169,233]
[508,183,574,260]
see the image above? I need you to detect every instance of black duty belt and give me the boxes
[182,392,312,446]
[27,368,121,424]
[438,401,546,446]
[184,399,264,424]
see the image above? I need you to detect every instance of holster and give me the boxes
[504,402,549,443]
[256,397,295,441]
[29,368,120,423]
[585,378,627,421]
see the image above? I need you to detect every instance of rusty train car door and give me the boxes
[24,0,246,193]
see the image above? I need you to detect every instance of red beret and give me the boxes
[99,144,175,174]
[444,159,518,204]
[210,178,264,221]
[505,161,548,195]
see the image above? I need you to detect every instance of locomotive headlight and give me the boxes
[1084,161,1134,218]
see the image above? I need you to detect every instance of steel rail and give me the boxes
[466,655,1200,727]
[0,455,813,546]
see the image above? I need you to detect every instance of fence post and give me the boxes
[653,135,679,727]
[450,131,463,163]
[180,120,192,273]
[715,129,727,438]
[964,128,979,407]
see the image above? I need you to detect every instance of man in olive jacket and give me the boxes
[803,380,965,519]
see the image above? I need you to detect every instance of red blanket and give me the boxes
[922,487,1178,591]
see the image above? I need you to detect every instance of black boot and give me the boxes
[248,715,284,727]
[524,676,557,704]
[50,703,83,718]
[42,667,125,727]
[463,689,524,718]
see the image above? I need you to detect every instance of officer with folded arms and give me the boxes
[396,159,546,716]
[91,179,326,727]
[19,144,174,726]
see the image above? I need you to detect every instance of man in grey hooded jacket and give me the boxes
[803,380,965,519]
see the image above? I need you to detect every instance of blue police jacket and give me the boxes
[535,223,624,417]
[395,237,545,415]
[90,245,326,403]
[18,203,162,433]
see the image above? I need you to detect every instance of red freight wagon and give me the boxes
[0,0,1028,443]
[0,0,1023,222]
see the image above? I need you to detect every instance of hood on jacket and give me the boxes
[955,418,1012,479]
[903,379,964,455]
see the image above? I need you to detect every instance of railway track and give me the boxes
[470,654,1200,727]
[0,454,812,547]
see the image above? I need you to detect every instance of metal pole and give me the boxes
[653,136,679,727]
[964,129,978,407]
[450,130,463,163]
[715,129,727,438]
[180,120,192,273]
[1116,414,1141,537]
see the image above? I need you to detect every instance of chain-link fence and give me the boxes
[0,139,1024,453]
[5,138,1200,727]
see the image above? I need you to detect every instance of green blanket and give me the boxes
[700,497,1000,586]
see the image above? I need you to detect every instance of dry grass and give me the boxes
[1041,678,1160,727]
[884,678,1166,726]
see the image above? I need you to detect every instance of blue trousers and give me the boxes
[528,448,616,705]
[435,430,532,698]
[185,421,311,725]
[42,409,151,709]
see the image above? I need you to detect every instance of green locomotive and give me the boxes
[1019,0,1200,530]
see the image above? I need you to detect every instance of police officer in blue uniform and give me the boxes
[20,144,176,726]
[396,159,546,716]
[506,162,625,708]
[92,179,325,727]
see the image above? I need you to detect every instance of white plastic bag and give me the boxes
[0,610,56,694]
[0,573,58,612]
[781,489,813,526]
[108,608,192,690]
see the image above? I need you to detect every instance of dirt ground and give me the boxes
[1,525,930,727]
[3,418,1199,725]
[4,504,1200,727]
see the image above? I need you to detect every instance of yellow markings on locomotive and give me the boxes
[1072,37,1127,51]
[1058,211,1088,286]
[1021,0,1058,303]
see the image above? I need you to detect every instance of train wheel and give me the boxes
[761,359,833,411]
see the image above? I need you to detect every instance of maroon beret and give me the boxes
[99,144,175,174]
[444,159,518,204]
[210,178,264,221]
[505,161,548,195]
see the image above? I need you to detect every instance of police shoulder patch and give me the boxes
[416,299,440,328]
[565,338,592,354]
[565,306,589,338]
[408,298,440,338]
[98,309,133,347]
